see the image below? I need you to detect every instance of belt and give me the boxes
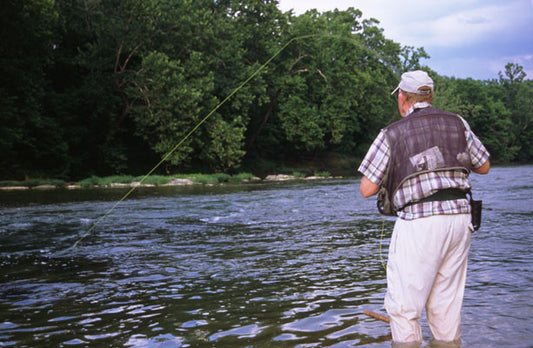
[400,188,468,211]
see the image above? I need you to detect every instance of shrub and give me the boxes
[0,179,65,187]
[135,175,171,185]
[99,175,135,186]
[77,175,134,187]
[77,176,101,187]
[189,173,230,184]
[0,181,20,187]
[315,171,331,178]
[229,173,254,181]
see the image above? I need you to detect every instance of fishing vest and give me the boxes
[377,107,473,216]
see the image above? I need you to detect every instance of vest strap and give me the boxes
[399,188,467,211]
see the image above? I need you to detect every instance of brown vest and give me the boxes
[377,107,472,215]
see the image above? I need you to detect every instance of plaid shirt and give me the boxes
[358,104,490,220]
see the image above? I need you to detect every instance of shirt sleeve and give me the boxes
[460,117,490,169]
[358,130,390,185]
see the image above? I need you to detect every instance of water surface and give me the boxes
[1,166,532,347]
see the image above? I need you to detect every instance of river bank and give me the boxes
[0,172,343,191]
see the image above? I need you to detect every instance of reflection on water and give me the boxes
[0,166,532,347]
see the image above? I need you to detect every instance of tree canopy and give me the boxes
[1,0,531,180]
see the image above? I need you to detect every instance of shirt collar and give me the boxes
[406,102,432,116]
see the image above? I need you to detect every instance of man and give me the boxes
[358,70,490,345]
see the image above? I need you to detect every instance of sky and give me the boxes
[277,0,533,80]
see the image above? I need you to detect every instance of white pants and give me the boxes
[385,214,472,344]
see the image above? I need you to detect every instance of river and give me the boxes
[0,165,532,347]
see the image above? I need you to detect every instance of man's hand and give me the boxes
[473,160,490,174]
[360,176,380,198]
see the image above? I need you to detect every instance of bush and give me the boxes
[77,176,101,187]
[77,175,134,187]
[228,173,254,181]
[315,171,331,178]
[0,181,20,187]
[135,175,171,185]
[99,175,135,185]
[0,179,65,187]
[45,179,66,187]
[189,173,230,184]
[75,172,258,188]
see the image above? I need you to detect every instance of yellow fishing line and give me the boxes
[71,33,391,248]
[72,34,319,248]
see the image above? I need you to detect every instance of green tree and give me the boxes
[514,80,533,161]
[128,50,218,171]
[0,0,65,179]
[434,76,518,161]
[124,0,286,172]
[248,8,406,165]
[498,63,532,161]
[8,1,525,180]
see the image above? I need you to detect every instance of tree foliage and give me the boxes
[1,0,531,180]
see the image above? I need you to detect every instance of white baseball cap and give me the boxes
[391,70,434,95]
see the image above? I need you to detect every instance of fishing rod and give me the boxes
[71,33,397,249]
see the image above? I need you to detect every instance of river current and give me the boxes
[0,165,532,347]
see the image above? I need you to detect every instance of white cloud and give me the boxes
[278,0,509,46]
[277,0,533,79]
[408,6,505,47]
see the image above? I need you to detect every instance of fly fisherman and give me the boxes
[358,70,490,346]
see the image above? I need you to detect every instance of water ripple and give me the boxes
[0,168,532,347]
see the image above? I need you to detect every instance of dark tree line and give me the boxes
[1,0,531,180]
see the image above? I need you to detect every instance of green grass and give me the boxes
[185,173,230,184]
[0,179,65,187]
[99,175,135,186]
[78,175,171,187]
[77,175,134,187]
[77,175,131,187]
[228,173,255,182]
[0,180,24,187]
[314,171,331,178]
[77,176,100,187]
[172,172,256,184]
[133,175,171,185]
[278,167,312,177]
[1,171,333,189]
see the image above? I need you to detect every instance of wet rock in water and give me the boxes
[166,178,195,185]
[264,174,295,181]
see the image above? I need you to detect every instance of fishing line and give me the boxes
[379,217,387,271]
[72,34,316,248]
[71,33,394,249]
